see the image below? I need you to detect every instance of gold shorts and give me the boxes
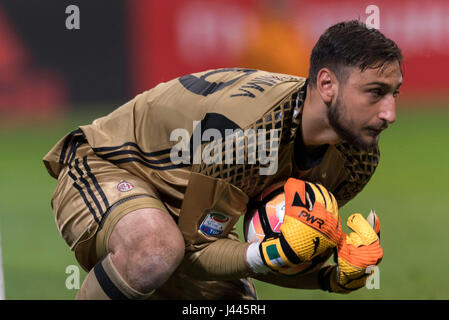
[51,143,167,271]
[50,142,257,300]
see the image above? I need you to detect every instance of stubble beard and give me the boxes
[327,95,378,151]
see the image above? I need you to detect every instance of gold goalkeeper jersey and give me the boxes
[44,68,379,250]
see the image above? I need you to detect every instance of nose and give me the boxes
[378,95,396,124]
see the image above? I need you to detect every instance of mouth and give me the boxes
[366,127,384,137]
[367,123,388,136]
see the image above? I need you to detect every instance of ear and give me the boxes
[316,68,338,105]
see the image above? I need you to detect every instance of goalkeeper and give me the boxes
[43,20,402,299]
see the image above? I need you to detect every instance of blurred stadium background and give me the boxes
[0,0,448,300]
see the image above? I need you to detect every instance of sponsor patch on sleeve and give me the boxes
[199,212,231,236]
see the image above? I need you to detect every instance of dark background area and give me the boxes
[1,0,126,105]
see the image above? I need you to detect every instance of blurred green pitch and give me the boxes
[1,106,448,300]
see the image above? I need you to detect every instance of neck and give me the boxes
[301,84,341,147]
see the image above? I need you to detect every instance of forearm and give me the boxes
[179,238,253,281]
[178,236,330,291]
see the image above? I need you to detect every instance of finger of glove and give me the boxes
[366,210,381,237]
[346,213,379,247]
[328,266,363,294]
[306,182,338,218]
[284,178,343,244]
[337,276,369,292]
[338,236,383,269]
[284,178,307,214]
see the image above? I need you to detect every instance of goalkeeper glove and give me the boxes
[246,178,342,274]
[318,210,382,293]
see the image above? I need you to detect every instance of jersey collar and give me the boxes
[292,78,329,170]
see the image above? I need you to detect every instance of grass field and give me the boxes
[1,106,448,300]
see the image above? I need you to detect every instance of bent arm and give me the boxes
[178,236,253,281]
[178,234,330,292]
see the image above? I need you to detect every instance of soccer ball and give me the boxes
[244,182,286,243]
[244,182,333,276]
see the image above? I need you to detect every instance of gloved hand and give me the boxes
[246,178,342,274]
[318,210,382,293]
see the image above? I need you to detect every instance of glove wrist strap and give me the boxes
[259,236,299,271]
[246,242,270,274]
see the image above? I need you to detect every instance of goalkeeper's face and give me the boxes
[328,61,402,150]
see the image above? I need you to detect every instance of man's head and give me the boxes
[308,20,403,150]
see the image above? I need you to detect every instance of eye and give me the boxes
[393,90,400,98]
[369,89,384,98]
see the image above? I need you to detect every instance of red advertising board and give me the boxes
[126,0,449,101]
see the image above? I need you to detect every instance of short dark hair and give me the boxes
[308,20,403,86]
